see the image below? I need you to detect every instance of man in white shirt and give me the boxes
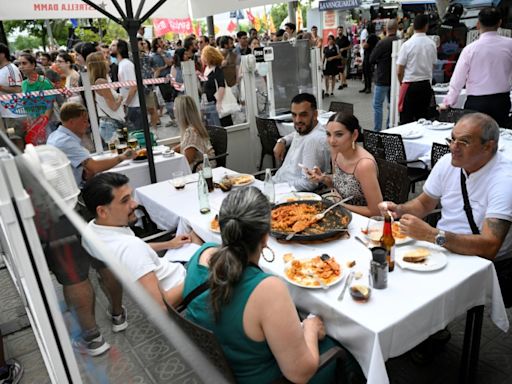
[396,14,437,124]
[82,172,193,311]
[110,39,141,132]
[0,43,25,135]
[273,93,330,192]
[380,113,512,307]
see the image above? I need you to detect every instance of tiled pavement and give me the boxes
[1,79,511,383]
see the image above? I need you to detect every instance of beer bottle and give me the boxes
[380,213,395,272]
[197,171,210,214]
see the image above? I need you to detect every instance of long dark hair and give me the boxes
[208,187,271,321]
[328,112,363,142]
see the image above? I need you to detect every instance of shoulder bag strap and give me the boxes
[176,281,209,313]
[460,169,480,235]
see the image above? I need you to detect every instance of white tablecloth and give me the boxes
[434,88,467,109]
[94,146,191,189]
[383,124,512,167]
[134,167,509,384]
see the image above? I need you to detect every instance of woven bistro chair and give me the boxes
[363,130,429,193]
[430,142,450,169]
[192,125,229,173]
[328,102,354,115]
[255,116,282,171]
[376,158,411,204]
[166,304,348,384]
[437,108,477,124]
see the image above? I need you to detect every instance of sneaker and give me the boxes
[343,84,348,88]
[72,333,110,356]
[359,88,367,93]
[165,120,176,127]
[337,85,343,90]
[0,359,23,384]
[108,305,128,333]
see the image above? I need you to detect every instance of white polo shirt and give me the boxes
[0,63,23,119]
[424,153,512,260]
[396,33,437,83]
[85,221,186,291]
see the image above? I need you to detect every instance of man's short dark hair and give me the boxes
[413,14,429,30]
[249,28,257,34]
[0,43,10,60]
[291,93,317,110]
[184,36,196,51]
[219,35,231,49]
[236,31,247,39]
[276,29,285,37]
[151,37,161,53]
[478,7,502,28]
[74,42,97,60]
[285,22,296,32]
[82,173,130,217]
[40,53,51,61]
[116,39,130,59]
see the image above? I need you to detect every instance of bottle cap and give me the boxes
[371,247,387,263]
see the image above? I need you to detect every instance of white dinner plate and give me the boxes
[275,192,322,204]
[363,227,414,246]
[401,130,423,140]
[426,122,454,130]
[396,246,448,271]
[283,256,344,289]
[228,174,255,187]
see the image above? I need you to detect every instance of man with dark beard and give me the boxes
[272,93,330,191]
[82,172,194,310]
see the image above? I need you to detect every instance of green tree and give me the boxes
[4,20,68,50]
[10,35,42,51]
[270,3,288,30]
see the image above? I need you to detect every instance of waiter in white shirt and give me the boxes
[396,14,438,124]
[273,93,330,192]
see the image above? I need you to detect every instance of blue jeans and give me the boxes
[372,85,390,132]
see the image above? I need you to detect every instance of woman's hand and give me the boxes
[303,315,326,341]
[306,166,324,183]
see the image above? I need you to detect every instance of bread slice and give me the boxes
[403,248,430,263]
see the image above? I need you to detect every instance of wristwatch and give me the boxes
[435,230,446,247]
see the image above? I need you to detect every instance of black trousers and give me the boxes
[465,93,511,128]
[400,80,434,124]
[495,257,512,308]
[362,60,373,91]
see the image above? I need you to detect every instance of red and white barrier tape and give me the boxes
[0,77,185,102]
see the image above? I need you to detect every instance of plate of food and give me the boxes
[210,215,220,233]
[132,148,148,162]
[396,246,448,271]
[284,254,343,288]
[275,192,322,204]
[363,222,413,245]
[271,201,352,241]
[226,174,255,187]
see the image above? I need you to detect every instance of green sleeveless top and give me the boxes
[183,243,338,384]
[184,243,281,384]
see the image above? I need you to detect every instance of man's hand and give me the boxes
[438,103,449,111]
[121,149,137,161]
[273,140,286,162]
[378,201,401,219]
[399,214,437,242]
[168,234,192,249]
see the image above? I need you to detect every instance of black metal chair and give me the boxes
[376,158,411,204]
[430,142,450,169]
[255,116,281,171]
[192,125,229,172]
[328,102,354,115]
[166,304,348,384]
[363,130,429,193]
[437,108,477,123]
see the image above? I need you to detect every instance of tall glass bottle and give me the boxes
[198,171,210,214]
[380,213,395,272]
[202,154,214,192]
[263,168,275,203]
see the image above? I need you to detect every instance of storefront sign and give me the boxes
[319,0,362,11]
[152,18,194,36]
[323,10,337,28]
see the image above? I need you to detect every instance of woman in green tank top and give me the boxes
[183,187,340,383]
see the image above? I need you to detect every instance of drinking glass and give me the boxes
[116,143,128,155]
[171,171,185,190]
[128,138,138,150]
[366,216,384,245]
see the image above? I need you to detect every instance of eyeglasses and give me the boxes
[445,137,471,147]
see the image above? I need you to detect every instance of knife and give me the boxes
[337,271,355,301]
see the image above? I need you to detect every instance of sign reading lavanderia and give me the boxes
[319,0,362,11]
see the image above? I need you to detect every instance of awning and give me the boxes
[1,0,299,21]
[318,0,362,11]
